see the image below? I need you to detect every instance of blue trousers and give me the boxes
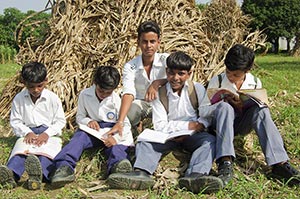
[212,102,289,165]
[53,128,130,174]
[134,131,216,176]
[7,125,54,182]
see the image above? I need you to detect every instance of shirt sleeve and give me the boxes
[10,97,33,137]
[76,91,92,125]
[122,61,136,98]
[44,95,66,137]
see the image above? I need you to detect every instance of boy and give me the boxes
[107,51,223,194]
[200,44,300,186]
[107,20,169,137]
[51,66,134,187]
[0,62,66,189]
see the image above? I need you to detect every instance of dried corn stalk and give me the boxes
[0,0,266,130]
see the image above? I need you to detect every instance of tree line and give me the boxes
[0,8,50,63]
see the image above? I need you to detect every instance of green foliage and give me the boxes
[242,0,300,52]
[0,7,50,52]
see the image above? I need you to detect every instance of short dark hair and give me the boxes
[224,44,255,71]
[21,62,47,83]
[93,66,120,90]
[137,20,160,39]
[166,51,194,71]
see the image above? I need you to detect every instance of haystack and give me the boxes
[0,0,266,129]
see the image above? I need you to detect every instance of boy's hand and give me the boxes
[35,132,49,147]
[106,122,123,136]
[145,83,158,102]
[88,120,100,131]
[188,121,205,132]
[103,136,117,147]
[224,94,243,110]
[24,132,37,144]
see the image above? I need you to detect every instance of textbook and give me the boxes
[9,136,62,160]
[207,88,269,108]
[78,123,110,141]
[137,128,195,144]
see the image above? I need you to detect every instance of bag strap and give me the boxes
[159,80,198,116]
[218,74,222,88]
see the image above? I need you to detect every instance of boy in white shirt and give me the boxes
[200,44,300,186]
[50,66,134,187]
[0,62,66,189]
[107,51,223,194]
[107,20,169,137]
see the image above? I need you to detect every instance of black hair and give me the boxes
[224,44,255,71]
[21,62,47,83]
[93,66,120,90]
[166,51,194,71]
[137,20,160,39]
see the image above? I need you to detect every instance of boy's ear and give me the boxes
[44,77,48,83]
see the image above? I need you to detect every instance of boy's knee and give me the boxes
[215,102,234,114]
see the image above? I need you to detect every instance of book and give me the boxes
[207,88,269,108]
[9,136,62,160]
[137,128,195,144]
[78,123,111,141]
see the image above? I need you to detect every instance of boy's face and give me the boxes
[225,69,248,84]
[95,85,114,101]
[25,80,47,99]
[166,68,191,93]
[138,32,160,59]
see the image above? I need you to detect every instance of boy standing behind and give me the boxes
[51,66,134,187]
[0,62,66,189]
[200,44,300,186]
[107,52,223,194]
[108,20,169,136]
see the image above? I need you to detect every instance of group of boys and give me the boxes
[0,20,299,194]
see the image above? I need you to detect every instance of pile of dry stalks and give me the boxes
[0,0,266,128]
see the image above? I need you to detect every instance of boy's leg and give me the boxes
[38,156,55,182]
[127,100,151,127]
[6,155,26,181]
[51,130,101,186]
[107,141,177,190]
[53,129,102,170]
[179,132,223,194]
[234,105,288,165]
[106,145,132,174]
[213,102,236,160]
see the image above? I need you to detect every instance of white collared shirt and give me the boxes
[122,52,169,99]
[151,81,209,133]
[76,85,133,146]
[10,88,66,137]
[199,72,262,117]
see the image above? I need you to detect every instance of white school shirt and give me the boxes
[10,88,66,137]
[151,81,210,133]
[76,85,134,146]
[199,72,262,118]
[122,52,169,99]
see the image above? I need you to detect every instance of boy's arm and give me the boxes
[106,94,134,136]
[145,79,168,102]
[10,98,33,137]
[44,96,66,137]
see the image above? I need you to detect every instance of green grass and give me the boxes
[0,63,21,94]
[0,55,300,198]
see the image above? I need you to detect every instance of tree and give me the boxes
[242,0,300,53]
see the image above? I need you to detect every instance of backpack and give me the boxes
[158,80,199,115]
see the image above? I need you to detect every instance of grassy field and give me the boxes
[0,54,299,198]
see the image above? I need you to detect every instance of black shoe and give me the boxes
[110,159,132,174]
[25,155,42,190]
[51,165,75,187]
[272,162,300,185]
[107,170,154,190]
[0,165,17,188]
[218,160,233,185]
[178,173,223,194]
